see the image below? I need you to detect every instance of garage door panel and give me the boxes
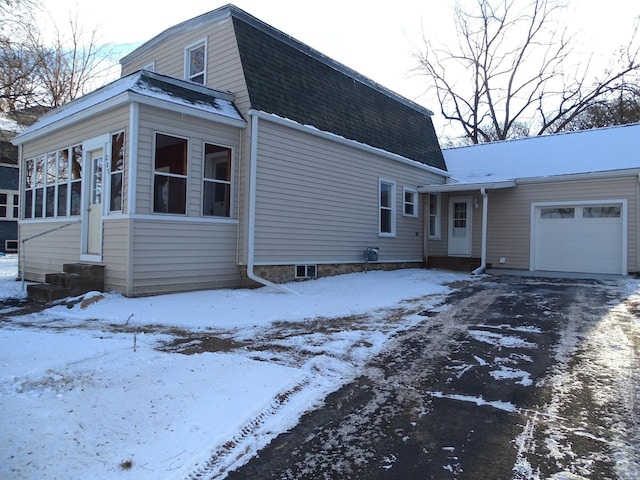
[533,203,623,275]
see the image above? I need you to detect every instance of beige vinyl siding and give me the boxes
[130,218,240,296]
[252,120,442,264]
[487,177,638,271]
[102,218,129,293]
[135,104,243,216]
[426,192,484,258]
[19,221,81,281]
[121,17,251,114]
[20,107,129,159]
[20,106,131,217]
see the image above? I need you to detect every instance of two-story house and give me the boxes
[11,4,449,297]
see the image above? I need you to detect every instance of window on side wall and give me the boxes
[403,187,418,217]
[154,133,188,215]
[428,193,441,239]
[185,40,206,84]
[379,179,396,237]
[110,131,125,212]
[0,191,17,219]
[203,143,231,217]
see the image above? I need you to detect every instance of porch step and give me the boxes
[27,263,105,303]
[427,256,481,272]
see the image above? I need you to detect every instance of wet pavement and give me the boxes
[224,276,640,479]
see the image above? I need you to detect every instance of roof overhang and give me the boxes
[12,74,247,145]
[418,180,516,193]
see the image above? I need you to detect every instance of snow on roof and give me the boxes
[443,123,640,184]
[12,71,244,143]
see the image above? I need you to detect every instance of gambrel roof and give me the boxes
[121,4,446,170]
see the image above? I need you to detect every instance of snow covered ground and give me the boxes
[0,255,467,479]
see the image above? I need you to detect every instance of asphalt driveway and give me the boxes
[225,275,640,479]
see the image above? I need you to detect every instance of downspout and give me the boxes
[472,188,488,275]
[126,102,139,297]
[247,111,298,294]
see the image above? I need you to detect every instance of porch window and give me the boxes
[428,193,441,239]
[379,179,396,236]
[110,131,125,211]
[154,133,187,214]
[24,158,34,218]
[70,145,82,216]
[57,148,69,216]
[34,155,44,217]
[403,187,418,217]
[23,145,82,219]
[203,143,231,217]
[45,152,56,217]
[185,40,206,84]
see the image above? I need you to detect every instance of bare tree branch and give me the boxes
[414,0,640,144]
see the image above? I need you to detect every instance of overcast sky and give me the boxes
[42,0,639,135]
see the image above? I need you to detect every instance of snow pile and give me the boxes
[0,256,466,479]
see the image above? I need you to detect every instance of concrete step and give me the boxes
[28,263,105,303]
[27,283,75,303]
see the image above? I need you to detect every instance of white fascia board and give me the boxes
[12,93,131,144]
[13,91,246,145]
[418,180,516,193]
[249,110,450,177]
[515,168,640,185]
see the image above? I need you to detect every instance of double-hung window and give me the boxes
[403,187,418,217]
[185,40,206,84]
[379,179,396,236]
[154,133,188,214]
[428,193,441,239]
[0,191,18,219]
[203,143,232,217]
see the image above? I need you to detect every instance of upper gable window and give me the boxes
[185,40,207,84]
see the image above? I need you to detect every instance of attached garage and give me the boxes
[531,201,626,275]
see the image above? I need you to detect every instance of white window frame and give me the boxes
[184,39,207,84]
[379,178,396,237]
[295,265,317,279]
[0,189,19,220]
[202,142,233,218]
[403,187,418,217]
[428,193,441,240]
[153,131,189,216]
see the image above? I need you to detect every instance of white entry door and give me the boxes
[448,197,472,257]
[86,148,104,255]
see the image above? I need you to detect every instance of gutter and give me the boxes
[247,111,298,294]
[472,188,488,275]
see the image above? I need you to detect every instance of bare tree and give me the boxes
[1,1,116,116]
[36,11,116,108]
[415,0,640,144]
[0,0,42,112]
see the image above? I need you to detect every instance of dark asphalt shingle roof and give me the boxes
[230,9,445,170]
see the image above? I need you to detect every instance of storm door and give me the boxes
[448,197,472,256]
[81,135,108,260]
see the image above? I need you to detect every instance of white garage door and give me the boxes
[533,203,624,274]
